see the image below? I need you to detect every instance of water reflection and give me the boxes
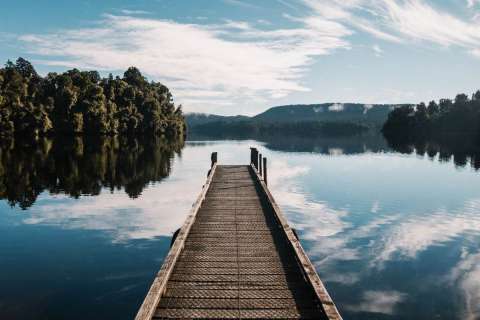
[192,132,480,173]
[0,136,184,208]
[189,132,388,154]
[262,133,388,154]
[1,138,480,319]
[386,135,480,170]
[260,148,480,319]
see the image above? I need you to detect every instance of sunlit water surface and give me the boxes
[1,138,479,319]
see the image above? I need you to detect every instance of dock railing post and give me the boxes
[259,153,263,176]
[250,147,259,170]
[263,157,267,185]
[211,152,217,168]
[250,148,254,168]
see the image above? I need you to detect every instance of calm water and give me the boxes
[1,135,479,319]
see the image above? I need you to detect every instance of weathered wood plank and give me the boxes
[134,164,217,320]
[250,164,343,320]
[136,163,342,320]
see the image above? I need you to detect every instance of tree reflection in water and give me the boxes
[0,136,184,209]
[385,135,480,170]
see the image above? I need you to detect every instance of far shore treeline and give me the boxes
[0,58,185,138]
[382,91,480,143]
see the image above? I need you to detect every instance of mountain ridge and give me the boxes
[186,103,401,127]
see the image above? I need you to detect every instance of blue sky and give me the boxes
[1,0,480,115]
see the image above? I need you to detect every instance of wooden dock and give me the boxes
[136,149,342,320]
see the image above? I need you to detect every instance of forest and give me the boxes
[190,120,370,139]
[0,58,185,138]
[382,91,480,142]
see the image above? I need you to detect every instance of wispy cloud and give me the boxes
[372,44,383,57]
[470,48,480,58]
[467,0,480,8]
[346,290,407,315]
[119,9,150,15]
[222,0,259,9]
[302,0,480,51]
[276,0,301,11]
[372,198,480,266]
[448,248,480,320]
[18,13,350,113]
[12,0,480,112]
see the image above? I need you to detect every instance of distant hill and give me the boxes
[185,113,249,127]
[252,103,396,125]
[187,103,397,126]
[185,103,401,138]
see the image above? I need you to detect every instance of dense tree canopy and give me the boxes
[382,91,480,143]
[0,58,185,138]
[190,120,369,139]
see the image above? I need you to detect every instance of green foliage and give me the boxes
[0,58,185,138]
[382,91,480,143]
[191,120,369,139]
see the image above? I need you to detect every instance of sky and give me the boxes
[1,0,479,115]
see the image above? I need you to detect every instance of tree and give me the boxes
[0,58,185,138]
[123,67,146,87]
[15,57,39,79]
[454,93,469,106]
[383,91,480,145]
[427,101,439,116]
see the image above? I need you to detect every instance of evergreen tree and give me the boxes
[0,58,185,138]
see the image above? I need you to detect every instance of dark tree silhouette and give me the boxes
[382,91,480,170]
[0,58,185,138]
[382,91,480,143]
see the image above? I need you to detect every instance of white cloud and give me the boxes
[470,48,480,58]
[467,0,480,8]
[346,290,407,315]
[448,248,480,320]
[119,9,149,15]
[372,199,480,266]
[351,19,403,43]
[302,0,480,51]
[267,159,356,267]
[276,0,301,11]
[14,1,480,113]
[328,103,344,111]
[19,13,350,113]
[24,188,191,242]
[363,103,373,114]
[268,159,350,239]
[324,272,360,285]
[222,0,259,9]
[19,144,218,242]
[372,44,383,57]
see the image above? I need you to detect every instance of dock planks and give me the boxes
[136,163,342,320]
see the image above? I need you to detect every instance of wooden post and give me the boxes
[211,152,217,168]
[263,157,267,185]
[259,153,263,176]
[250,148,255,169]
[251,148,258,170]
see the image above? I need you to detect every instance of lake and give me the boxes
[0,135,479,319]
